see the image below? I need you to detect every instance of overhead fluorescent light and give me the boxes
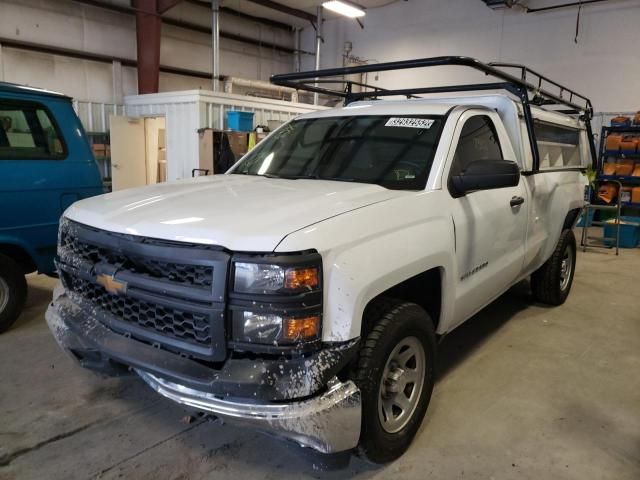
[322,1,365,18]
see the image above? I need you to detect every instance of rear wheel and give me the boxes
[0,253,28,333]
[531,229,576,306]
[352,299,436,464]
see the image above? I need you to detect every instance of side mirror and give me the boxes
[451,160,520,196]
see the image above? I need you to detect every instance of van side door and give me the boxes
[0,98,99,274]
[446,110,528,327]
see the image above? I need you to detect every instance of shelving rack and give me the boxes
[597,125,640,211]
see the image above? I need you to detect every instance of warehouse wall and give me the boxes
[0,0,296,103]
[301,0,640,112]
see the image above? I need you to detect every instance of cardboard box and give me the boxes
[633,187,640,203]
[198,128,215,173]
[227,132,248,158]
[92,143,106,156]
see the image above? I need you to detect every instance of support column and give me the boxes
[314,7,322,105]
[112,60,123,105]
[294,27,301,73]
[133,0,162,94]
[211,0,220,91]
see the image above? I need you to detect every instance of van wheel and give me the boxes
[352,299,436,464]
[531,229,576,306]
[0,253,28,333]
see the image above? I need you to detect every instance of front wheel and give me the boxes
[0,253,28,333]
[352,299,436,464]
[531,229,577,306]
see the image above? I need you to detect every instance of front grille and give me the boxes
[67,276,213,345]
[57,219,229,360]
[60,231,213,288]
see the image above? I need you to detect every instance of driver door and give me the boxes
[447,111,528,326]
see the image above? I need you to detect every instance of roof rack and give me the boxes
[271,56,597,171]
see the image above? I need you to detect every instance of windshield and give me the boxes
[230,115,444,190]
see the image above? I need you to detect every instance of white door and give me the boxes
[109,116,146,191]
[447,112,528,325]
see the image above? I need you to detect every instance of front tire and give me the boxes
[531,229,577,306]
[0,253,28,333]
[352,299,436,464]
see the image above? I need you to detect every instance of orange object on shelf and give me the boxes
[598,182,619,204]
[632,164,640,177]
[619,136,639,152]
[603,162,617,175]
[606,134,623,151]
[615,159,635,176]
[633,187,640,203]
[612,115,631,126]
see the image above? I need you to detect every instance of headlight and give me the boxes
[231,254,322,348]
[232,311,321,345]
[234,262,320,294]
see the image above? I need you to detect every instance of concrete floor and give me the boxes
[1,247,639,480]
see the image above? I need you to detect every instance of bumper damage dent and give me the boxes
[137,370,361,454]
[45,290,362,453]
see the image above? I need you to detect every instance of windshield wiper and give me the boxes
[262,173,361,183]
[262,173,311,180]
[317,176,360,183]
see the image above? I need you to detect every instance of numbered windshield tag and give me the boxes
[385,118,435,129]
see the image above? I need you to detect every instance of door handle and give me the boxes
[510,196,525,207]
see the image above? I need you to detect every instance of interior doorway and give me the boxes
[109,115,166,191]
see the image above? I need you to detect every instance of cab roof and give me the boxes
[0,81,70,100]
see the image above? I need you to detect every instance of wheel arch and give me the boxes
[0,241,38,274]
[563,207,582,230]
[360,267,444,338]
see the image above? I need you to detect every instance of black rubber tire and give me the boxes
[0,253,28,333]
[352,298,436,464]
[531,229,577,306]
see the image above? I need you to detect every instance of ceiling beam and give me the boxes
[71,0,314,55]
[244,0,317,23]
[185,0,294,31]
[526,0,614,13]
[157,0,184,14]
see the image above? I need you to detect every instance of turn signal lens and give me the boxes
[284,316,321,341]
[284,267,319,291]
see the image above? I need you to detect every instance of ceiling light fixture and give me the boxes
[322,1,365,18]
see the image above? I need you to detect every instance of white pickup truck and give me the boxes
[46,58,595,463]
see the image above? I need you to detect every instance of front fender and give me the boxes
[276,192,455,341]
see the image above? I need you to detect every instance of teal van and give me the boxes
[0,82,103,332]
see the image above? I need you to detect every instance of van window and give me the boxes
[450,115,503,177]
[0,102,66,160]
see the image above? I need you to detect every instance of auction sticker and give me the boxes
[385,117,435,129]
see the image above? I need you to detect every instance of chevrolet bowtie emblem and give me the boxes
[96,274,128,295]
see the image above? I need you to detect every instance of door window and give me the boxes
[0,102,66,160]
[450,115,503,177]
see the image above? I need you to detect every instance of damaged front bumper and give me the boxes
[45,289,362,454]
[137,370,361,453]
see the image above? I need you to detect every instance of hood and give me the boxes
[64,175,400,251]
